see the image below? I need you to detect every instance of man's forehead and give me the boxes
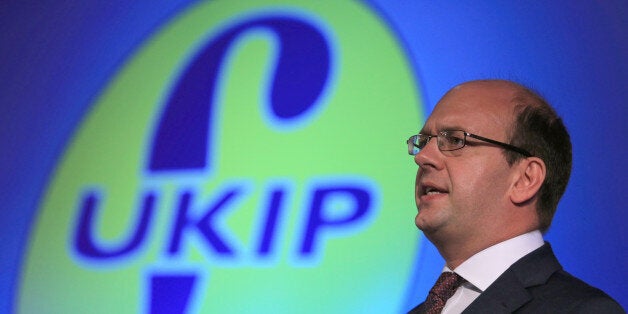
[421,82,517,134]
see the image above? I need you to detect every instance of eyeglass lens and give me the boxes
[407,131,467,155]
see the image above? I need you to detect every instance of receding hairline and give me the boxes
[451,79,548,113]
[454,79,532,95]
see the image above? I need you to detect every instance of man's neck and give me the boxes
[431,227,539,269]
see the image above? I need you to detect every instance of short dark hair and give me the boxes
[504,85,572,233]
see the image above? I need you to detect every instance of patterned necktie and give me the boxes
[423,272,465,314]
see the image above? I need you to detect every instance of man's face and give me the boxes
[414,82,518,243]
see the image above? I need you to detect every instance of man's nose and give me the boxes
[414,136,441,169]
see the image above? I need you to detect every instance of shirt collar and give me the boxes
[443,230,544,292]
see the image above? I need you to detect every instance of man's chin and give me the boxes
[414,207,444,233]
[414,211,431,231]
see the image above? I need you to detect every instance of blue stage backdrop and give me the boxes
[1,1,626,313]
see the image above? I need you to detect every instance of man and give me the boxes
[406,80,623,313]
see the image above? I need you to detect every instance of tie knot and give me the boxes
[433,272,464,293]
[424,272,464,314]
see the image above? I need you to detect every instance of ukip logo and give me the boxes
[18,2,423,313]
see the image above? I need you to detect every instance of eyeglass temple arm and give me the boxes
[466,133,532,157]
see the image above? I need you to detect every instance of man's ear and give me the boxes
[510,157,546,204]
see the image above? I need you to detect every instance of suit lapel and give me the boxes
[462,270,531,313]
[462,243,562,313]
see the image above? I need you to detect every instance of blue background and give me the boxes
[1,1,626,312]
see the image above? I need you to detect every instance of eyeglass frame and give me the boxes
[407,130,533,157]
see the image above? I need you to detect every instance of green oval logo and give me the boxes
[19,1,424,313]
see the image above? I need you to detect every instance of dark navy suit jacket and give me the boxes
[408,243,624,313]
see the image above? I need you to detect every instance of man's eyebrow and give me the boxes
[438,124,467,131]
[420,125,467,134]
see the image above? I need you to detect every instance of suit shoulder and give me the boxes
[524,270,624,313]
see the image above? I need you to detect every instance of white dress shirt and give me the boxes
[440,230,545,314]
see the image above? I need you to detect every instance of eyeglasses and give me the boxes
[407,130,532,157]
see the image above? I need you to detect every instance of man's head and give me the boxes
[411,79,571,257]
